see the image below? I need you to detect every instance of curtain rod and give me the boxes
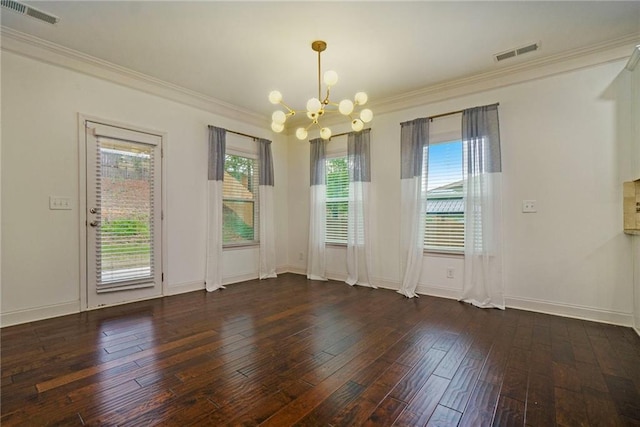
[304,128,371,142]
[209,125,371,142]
[326,128,371,140]
[208,125,260,141]
[428,103,500,121]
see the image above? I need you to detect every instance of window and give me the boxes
[424,140,464,252]
[223,153,259,245]
[98,141,155,284]
[326,156,348,244]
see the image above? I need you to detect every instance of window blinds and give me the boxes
[95,138,156,287]
[326,156,349,244]
[423,140,465,251]
[222,154,259,244]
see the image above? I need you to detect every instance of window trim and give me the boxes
[423,248,465,257]
[78,113,168,310]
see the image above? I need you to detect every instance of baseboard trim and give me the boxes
[416,284,461,301]
[2,275,634,329]
[1,301,79,327]
[361,276,634,327]
[223,273,258,286]
[169,270,296,295]
[326,271,348,282]
[505,296,633,327]
[370,276,462,301]
[369,277,400,292]
[279,265,306,276]
[166,280,204,296]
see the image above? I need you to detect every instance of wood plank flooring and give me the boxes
[2,273,640,426]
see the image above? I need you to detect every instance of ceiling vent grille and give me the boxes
[1,0,59,24]
[494,42,540,62]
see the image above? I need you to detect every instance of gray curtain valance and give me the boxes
[259,138,274,186]
[462,104,501,173]
[208,126,226,181]
[309,138,326,186]
[400,118,429,179]
[348,129,371,183]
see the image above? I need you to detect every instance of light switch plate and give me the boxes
[49,196,71,210]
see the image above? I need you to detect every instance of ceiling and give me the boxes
[2,1,639,122]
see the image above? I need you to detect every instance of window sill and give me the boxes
[423,250,464,258]
[326,243,347,248]
[223,242,259,251]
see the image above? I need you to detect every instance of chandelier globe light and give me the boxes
[269,40,373,140]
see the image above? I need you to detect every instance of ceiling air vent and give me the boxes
[495,50,517,62]
[494,42,540,62]
[1,0,59,24]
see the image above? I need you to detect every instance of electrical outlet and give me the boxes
[446,268,454,279]
[522,200,537,213]
[298,252,304,261]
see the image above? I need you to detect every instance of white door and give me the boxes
[85,121,162,309]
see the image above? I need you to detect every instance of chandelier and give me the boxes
[269,40,373,140]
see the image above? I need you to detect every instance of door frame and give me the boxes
[78,113,168,311]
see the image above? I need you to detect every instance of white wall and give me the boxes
[287,59,634,325]
[1,51,288,325]
[1,45,636,328]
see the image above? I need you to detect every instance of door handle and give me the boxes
[89,220,99,227]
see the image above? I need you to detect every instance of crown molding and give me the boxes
[0,26,268,128]
[370,33,640,117]
[286,33,639,132]
[2,26,637,132]
[627,44,640,71]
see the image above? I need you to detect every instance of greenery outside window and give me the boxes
[223,153,259,245]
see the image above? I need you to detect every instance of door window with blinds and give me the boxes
[85,120,162,309]
[223,152,259,245]
[326,155,349,244]
[424,140,464,252]
[97,139,156,284]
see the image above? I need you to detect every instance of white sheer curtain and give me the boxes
[460,104,505,309]
[205,126,226,291]
[346,129,374,287]
[259,138,277,279]
[399,118,429,298]
[307,138,328,281]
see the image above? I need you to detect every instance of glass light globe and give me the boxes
[271,122,285,133]
[354,92,368,105]
[306,98,322,114]
[323,70,338,87]
[351,119,364,132]
[360,109,373,123]
[296,128,308,140]
[320,127,332,140]
[338,99,354,115]
[269,90,283,104]
[272,110,287,124]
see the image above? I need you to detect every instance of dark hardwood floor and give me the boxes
[2,273,640,426]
